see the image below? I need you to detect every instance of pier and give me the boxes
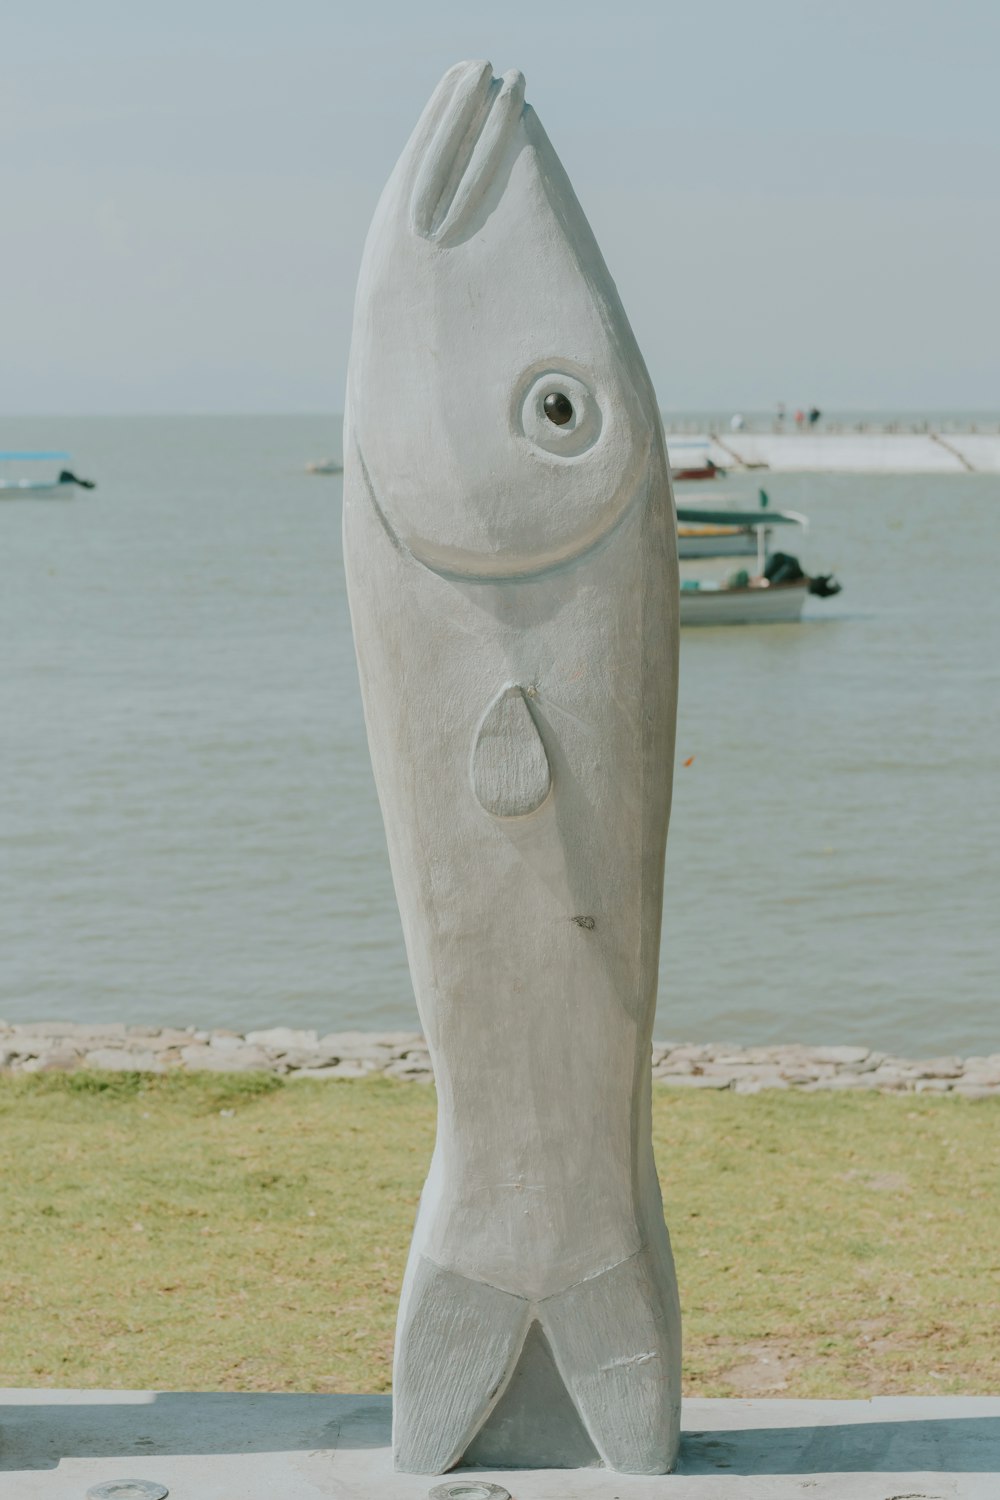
[665,427,1000,474]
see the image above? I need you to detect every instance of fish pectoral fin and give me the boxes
[393,1256,531,1474]
[472,684,552,819]
[538,1250,682,1475]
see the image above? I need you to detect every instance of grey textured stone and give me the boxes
[807,1045,871,1065]
[289,1059,378,1080]
[657,1074,733,1090]
[913,1056,964,1079]
[246,1027,320,1051]
[0,1024,994,1098]
[84,1048,165,1073]
[34,1046,83,1072]
[953,1082,1000,1099]
[733,1075,790,1094]
[179,1044,272,1072]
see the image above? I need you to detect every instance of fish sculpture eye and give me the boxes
[543,392,574,427]
[516,367,603,459]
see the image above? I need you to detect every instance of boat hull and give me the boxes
[680,581,808,626]
[0,481,72,499]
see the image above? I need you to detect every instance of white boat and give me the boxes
[680,578,810,625]
[0,451,95,498]
[677,493,840,626]
[305,457,343,475]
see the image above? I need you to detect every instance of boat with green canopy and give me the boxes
[677,490,840,625]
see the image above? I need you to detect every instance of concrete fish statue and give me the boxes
[343,60,681,1475]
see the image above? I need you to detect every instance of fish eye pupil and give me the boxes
[543,392,574,427]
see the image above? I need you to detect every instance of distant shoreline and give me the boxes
[2,1023,997,1096]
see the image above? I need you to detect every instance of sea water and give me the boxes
[2,415,997,1054]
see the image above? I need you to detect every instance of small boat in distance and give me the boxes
[667,435,723,482]
[673,457,725,482]
[0,451,96,498]
[305,458,343,475]
[677,491,840,625]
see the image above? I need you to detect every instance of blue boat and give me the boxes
[0,451,96,497]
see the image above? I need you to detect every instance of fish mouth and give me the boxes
[354,438,651,584]
[409,60,525,245]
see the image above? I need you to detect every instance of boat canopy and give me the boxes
[675,505,806,528]
[0,451,71,461]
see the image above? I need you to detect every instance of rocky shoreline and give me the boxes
[1,1023,998,1096]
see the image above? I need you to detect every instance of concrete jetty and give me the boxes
[665,429,1000,474]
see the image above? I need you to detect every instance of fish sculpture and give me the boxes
[343,60,681,1475]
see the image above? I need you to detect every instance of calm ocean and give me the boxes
[2,415,997,1054]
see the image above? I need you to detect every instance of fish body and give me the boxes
[344,61,680,1474]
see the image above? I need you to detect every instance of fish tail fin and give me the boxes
[392,1254,530,1473]
[538,1248,681,1474]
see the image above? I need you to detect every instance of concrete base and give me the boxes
[1,1391,997,1498]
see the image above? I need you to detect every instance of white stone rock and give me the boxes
[270,1047,337,1071]
[804,1074,884,1092]
[246,1027,320,1051]
[870,1062,918,1082]
[33,1046,83,1072]
[179,1044,271,1072]
[912,1056,964,1079]
[344,58,680,1477]
[701,1061,770,1077]
[383,1057,433,1081]
[962,1065,1000,1086]
[208,1033,245,1051]
[378,1030,426,1049]
[290,1059,378,1080]
[316,1031,395,1060]
[125,1029,190,1051]
[806,1045,870,1066]
[658,1074,733,1090]
[84,1048,165,1073]
[652,1058,695,1077]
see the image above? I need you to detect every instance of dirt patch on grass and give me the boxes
[715,1339,803,1395]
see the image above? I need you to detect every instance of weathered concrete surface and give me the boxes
[1,1391,998,1498]
[2,1024,998,1096]
[342,57,681,1473]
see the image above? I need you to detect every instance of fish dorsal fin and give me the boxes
[472,685,551,818]
[410,63,525,245]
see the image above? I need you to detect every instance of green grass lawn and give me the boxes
[1,1072,997,1398]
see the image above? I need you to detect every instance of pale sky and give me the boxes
[5,0,999,414]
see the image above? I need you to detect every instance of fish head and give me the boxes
[347,60,668,580]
